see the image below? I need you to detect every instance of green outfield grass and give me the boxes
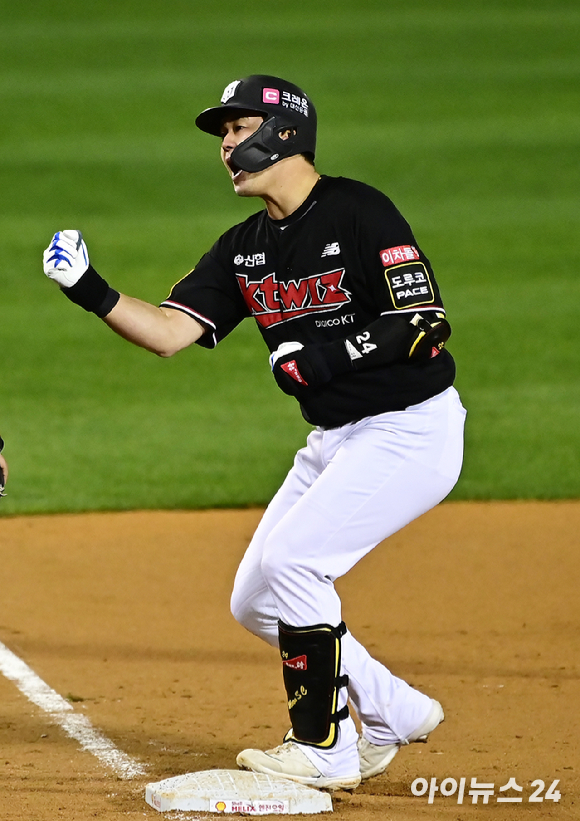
[1,0,578,513]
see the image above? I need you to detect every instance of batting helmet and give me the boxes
[195,75,317,173]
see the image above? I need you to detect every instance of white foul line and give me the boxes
[0,640,146,779]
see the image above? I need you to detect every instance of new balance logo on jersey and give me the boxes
[321,242,340,257]
[236,269,351,329]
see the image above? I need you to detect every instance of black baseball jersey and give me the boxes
[162,175,455,428]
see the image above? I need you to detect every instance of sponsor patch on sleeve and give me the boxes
[384,262,435,309]
[380,245,420,266]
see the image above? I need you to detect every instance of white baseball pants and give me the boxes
[230,386,466,768]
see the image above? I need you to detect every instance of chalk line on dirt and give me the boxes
[0,640,146,779]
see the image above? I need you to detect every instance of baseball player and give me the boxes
[43,75,466,791]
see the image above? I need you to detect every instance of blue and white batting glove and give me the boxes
[42,230,120,317]
[43,230,89,288]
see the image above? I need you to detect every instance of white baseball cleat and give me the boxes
[358,699,445,781]
[236,740,361,791]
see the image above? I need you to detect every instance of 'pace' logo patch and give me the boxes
[385,262,435,309]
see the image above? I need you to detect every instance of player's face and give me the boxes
[220,115,266,196]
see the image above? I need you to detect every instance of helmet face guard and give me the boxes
[195,75,317,172]
[231,116,305,173]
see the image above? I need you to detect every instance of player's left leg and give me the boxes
[234,387,465,786]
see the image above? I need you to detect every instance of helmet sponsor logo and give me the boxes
[263,87,280,104]
[380,245,420,267]
[236,268,351,328]
[282,91,309,117]
[221,80,241,104]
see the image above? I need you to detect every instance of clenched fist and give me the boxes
[42,230,119,317]
[43,230,89,288]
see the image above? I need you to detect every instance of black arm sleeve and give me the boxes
[306,313,416,377]
[272,311,451,395]
[340,313,415,369]
[340,311,451,370]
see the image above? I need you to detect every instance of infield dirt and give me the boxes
[1,502,578,820]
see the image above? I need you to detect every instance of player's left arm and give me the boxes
[271,190,453,396]
[270,310,451,396]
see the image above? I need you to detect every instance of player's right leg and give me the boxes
[231,429,361,788]
[230,427,325,645]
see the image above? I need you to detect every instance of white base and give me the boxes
[145,768,333,815]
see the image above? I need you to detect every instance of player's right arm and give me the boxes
[103,295,204,357]
[43,230,205,357]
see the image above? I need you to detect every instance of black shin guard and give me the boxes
[278,620,349,749]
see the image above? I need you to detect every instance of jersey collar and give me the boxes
[267,175,331,230]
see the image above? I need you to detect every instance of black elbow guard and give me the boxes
[408,313,451,360]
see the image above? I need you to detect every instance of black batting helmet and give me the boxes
[195,75,317,173]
